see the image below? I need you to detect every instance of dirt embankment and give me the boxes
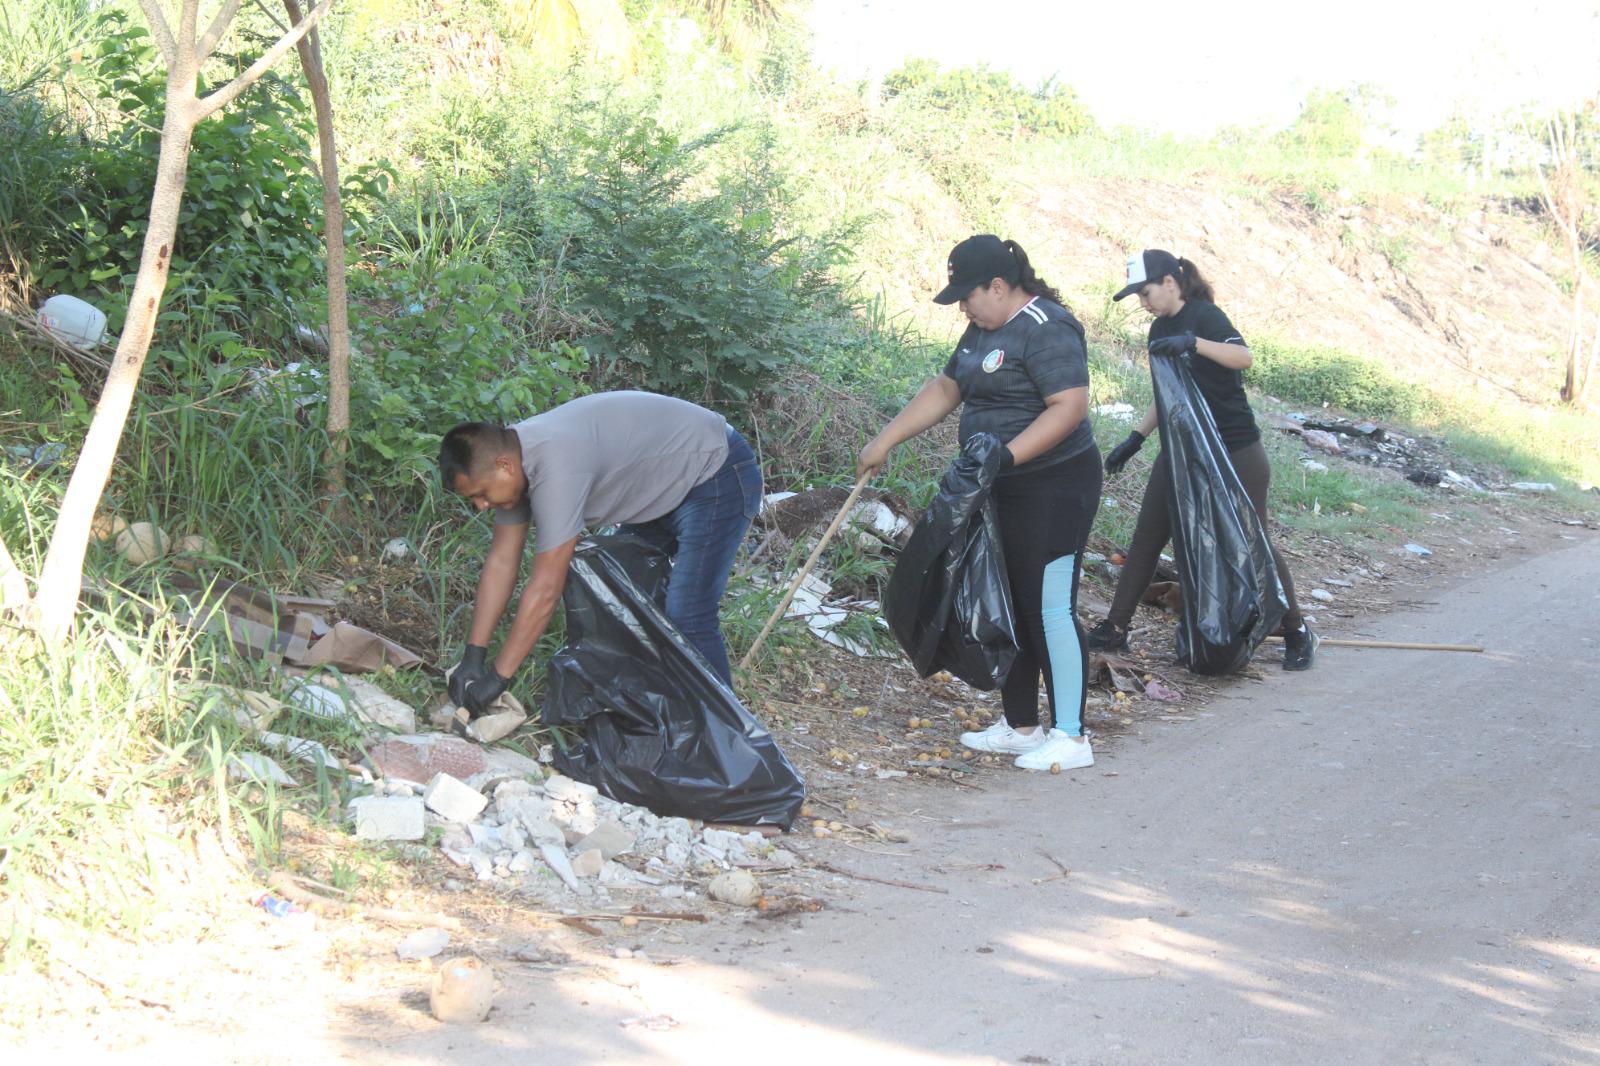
[1011,177,1572,405]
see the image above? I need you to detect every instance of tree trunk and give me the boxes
[29,79,198,642]
[25,0,335,642]
[1563,247,1582,405]
[0,530,29,614]
[285,0,350,518]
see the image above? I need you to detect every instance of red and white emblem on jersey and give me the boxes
[982,349,1005,373]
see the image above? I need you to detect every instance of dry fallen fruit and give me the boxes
[916,752,931,762]
[1050,763,1061,775]
[844,798,859,811]
[812,825,831,838]
[1110,552,1126,565]
[827,820,844,831]
[800,804,814,818]
[852,706,870,718]
[906,716,920,729]
[620,916,640,927]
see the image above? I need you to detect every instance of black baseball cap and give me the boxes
[1113,249,1182,301]
[933,234,1019,304]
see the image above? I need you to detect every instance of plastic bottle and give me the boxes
[37,294,107,350]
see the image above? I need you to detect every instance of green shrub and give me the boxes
[0,82,83,279]
[518,107,856,405]
[1245,337,1431,421]
[882,59,1094,139]
[29,12,386,344]
[337,198,589,489]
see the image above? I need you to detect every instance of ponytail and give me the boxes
[1174,257,1215,303]
[1002,240,1067,308]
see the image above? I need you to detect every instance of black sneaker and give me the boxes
[1283,622,1319,671]
[1085,619,1130,653]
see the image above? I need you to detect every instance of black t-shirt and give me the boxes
[1149,300,1259,449]
[941,297,1094,476]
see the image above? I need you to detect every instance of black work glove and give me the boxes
[461,667,510,717]
[447,644,489,707]
[1103,430,1146,475]
[998,445,1016,471]
[1148,331,1196,360]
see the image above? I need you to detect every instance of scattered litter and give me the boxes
[1094,402,1137,419]
[1510,482,1557,493]
[382,537,410,561]
[1299,459,1328,473]
[334,675,418,733]
[37,294,107,350]
[287,681,351,721]
[1142,679,1182,702]
[1310,588,1335,602]
[227,751,295,786]
[875,769,909,780]
[430,956,494,1023]
[620,1015,679,1031]
[396,927,451,961]
[1302,429,1341,455]
[258,730,341,770]
[1404,543,1433,557]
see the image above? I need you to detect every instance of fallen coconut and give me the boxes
[116,522,169,564]
[708,869,761,907]
[430,955,495,1023]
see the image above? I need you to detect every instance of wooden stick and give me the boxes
[1264,636,1484,653]
[268,871,463,928]
[739,471,872,671]
[811,859,948,894]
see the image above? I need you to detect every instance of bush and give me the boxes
[882,59,1094,139]
[0,83,83,280]
[512,105,857,406]
[336,193,589,490]
[1245,337,1431,421]
[28,12,386,344]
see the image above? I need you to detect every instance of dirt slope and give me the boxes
[1009,176,1572,405]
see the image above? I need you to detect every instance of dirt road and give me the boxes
[335,531,1594,1065]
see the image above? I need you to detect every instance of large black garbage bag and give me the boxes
[883,433,1019,690]
[543,535,805,829]
[1151,353,1288,675]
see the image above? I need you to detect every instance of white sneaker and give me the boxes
[958,718,1049,754]
[1014,730,1095,772]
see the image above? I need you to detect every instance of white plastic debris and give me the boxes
[1510,482,1556,493]
[227,751,296,786]
[1404,543,1433,557]
[37,294,107,350]
[1093,402,1136,419]
[287,682,351,721]
[382,537,410,561]
[396,927,451,961]
[258,731,342,770]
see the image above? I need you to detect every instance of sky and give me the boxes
[806,0,1600,139]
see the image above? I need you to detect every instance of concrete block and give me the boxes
[423,772,488,823]
[351,794,425,841]
[570,848,604,879]
[574,821,636,861]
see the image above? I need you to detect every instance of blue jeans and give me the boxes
[619,426,761,684]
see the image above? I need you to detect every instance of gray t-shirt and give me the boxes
[493,392,729,551]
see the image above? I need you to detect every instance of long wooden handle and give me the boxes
[1264,636,1484,653]
[739,472,872,672]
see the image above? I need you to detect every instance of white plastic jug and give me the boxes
[37,294,108,350]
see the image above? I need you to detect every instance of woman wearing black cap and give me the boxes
[1088,249,1316,670]
[859,235,1101,772]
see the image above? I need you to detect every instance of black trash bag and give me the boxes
[542,535,805,829]
[1150,353,1288,675]
[883,433,1019,690]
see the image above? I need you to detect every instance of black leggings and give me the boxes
[1108,439,1302,631]
[992,447,1103,731]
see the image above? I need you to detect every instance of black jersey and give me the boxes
[1149,300,1259,449]
[941,297,1094,475]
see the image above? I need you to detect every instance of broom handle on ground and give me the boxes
[739,472,873,672]
[1263,636,1484,653]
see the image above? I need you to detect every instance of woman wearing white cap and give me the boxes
[1088,249,1316,670]
[859,235,1102,772]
